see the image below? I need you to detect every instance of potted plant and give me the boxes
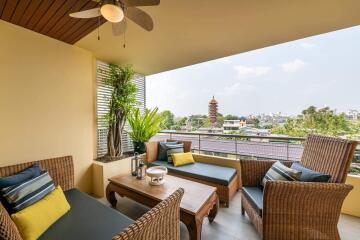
[102,64,138,160]
[127,107,163,154]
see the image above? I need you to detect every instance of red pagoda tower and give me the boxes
[208,96,218,126]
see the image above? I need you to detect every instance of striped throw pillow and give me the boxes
[262,161,301,187]
[1,171,55,212]
[166,143,184,163]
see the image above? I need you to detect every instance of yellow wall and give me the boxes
[342,175,360,217]
[0,20,95,192]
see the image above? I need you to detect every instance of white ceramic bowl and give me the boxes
[146,166,168,185]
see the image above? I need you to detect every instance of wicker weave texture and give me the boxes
[113,188,184,240]
[240,135,358,240]
[301,134,357,183]
[0,203,23,240]
[0,156,74,191]
[263,181,353,240]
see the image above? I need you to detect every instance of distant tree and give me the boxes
[172,117,188,130]
[252,118,261,128]
[271,106,354,137]
[216,113,224,128]
[202,118,211,128]
[224,114,239,120]
[159,110,175,130]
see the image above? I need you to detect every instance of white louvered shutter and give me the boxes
[96,61,146,157]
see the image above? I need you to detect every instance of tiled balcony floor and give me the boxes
[99,192,360,240]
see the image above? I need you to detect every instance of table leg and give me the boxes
[208,196,219,223]
[106,183,117,208]
[184,216,203,240]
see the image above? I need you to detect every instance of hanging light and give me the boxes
[100,0,124,23]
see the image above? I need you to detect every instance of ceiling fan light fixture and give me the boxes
[100,0,124,23]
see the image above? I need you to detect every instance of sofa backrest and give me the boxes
[301,135,357,183]
[0,156,74,191]
[145,141,192,164]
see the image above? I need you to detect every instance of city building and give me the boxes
[223,117,247,133]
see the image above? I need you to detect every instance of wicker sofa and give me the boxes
[0,156,183,240]
[145,140,240,207]
[240,135,358,240]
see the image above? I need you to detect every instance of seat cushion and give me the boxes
[150,160,237,186]
[242,187,263,216]
[38,189,133,240]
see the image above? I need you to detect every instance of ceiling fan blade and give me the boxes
[125,7,153,31]
[112,21,127,36]
[122,0,160,7]
[69,8,101,18]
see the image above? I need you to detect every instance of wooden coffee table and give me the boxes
[106,175,219,240]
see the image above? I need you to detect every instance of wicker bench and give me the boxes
[145,141,240,207]
[0,156,183,240]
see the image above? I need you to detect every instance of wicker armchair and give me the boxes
[240,135,358,240]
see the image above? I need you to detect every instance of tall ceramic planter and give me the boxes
[133,141,146,154]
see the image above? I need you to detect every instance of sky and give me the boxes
[146,26,360,117]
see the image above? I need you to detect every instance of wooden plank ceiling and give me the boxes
[0,0,105,44]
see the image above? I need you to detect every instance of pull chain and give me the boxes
[123,30,126,48]
[97,16,100,40]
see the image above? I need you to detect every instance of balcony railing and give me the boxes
[151,131,360,174]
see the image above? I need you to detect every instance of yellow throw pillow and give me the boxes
[11,186,70,240]
[172,152,195,167]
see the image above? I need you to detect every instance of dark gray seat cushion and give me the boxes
[242,187,263,216]
[150,160,237,186]
[39,189,133,240]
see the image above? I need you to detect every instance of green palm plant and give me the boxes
[127,107,164,153]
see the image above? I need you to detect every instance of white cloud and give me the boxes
[281,59,307,73]
[217,82,255,96]
[233,65,271,79]
[300,42,316,49]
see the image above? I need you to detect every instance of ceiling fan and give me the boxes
[69,0,160,36]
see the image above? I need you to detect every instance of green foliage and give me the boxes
[102,64,138,157]
[127,107,164,142]
[247,118,260,128]
[271,106,356,138]
[224,114,239,120]
[103,64,138,125]
[216,113,224,128]
[159,110,175,130]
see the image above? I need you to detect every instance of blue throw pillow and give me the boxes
[157,142,179,161]
[262,161,302,187]
[291,162,331,182]
[0,164,42,189]
[1,171,55,212]
[166,143,184,163]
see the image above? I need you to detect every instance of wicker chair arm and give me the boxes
[262,181,353,239]
[113,188,184,240]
